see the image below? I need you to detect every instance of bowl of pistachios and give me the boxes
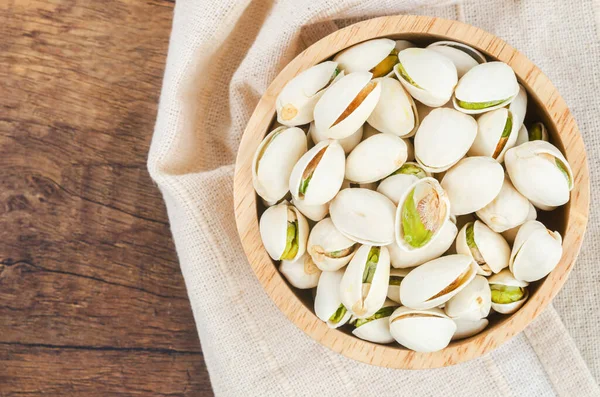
[233,15,589,368]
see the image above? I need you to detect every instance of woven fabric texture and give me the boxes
[148,0,600,395]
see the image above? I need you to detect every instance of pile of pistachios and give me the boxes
[253,38,573,352]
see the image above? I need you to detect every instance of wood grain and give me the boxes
[1,0,211,394]
[234,15,590,369]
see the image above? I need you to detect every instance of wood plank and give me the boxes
[0,344,212,396]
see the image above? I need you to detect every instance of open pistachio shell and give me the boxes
[509,220,563,282]
[333,38,397,77]
[259,203,309,261]
[441,156,504,216]
[388,220,457,269]
[376,162,430,205]
[352,299,398,343]
[345,133,408,183]
[340,245,391,318]
[314,72,382,140]
[367,77,418,137]
[280,253,322,289]
[505,140,573,210]
[400,254,478,310]
[315,269,352,328]
[427,41,485,78]
[289,139,345,206]
[330,188,397,246]
[309,122,363,154]
[488,269,529,314]
[292,197,329,222]
[444,275,492,321]
[276,61,340,126]
[456,221,511,275]
[394,48,458,107]
[414,108,477,173]
[452,318,489,340]
[517,122,549,147]
[476,177,530,233]
[468,108,518,163]
[502,202,537,244]
[389,306,456,352]
[395,177,451,251]
[386,269,410,304]
[252,126,307,203]
[453,62,519,114]
[307,218,357,271]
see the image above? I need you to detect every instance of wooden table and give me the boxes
[1,0,212,395]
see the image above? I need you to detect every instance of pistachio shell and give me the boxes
[314,72,382,139]
[252,126,307,202]
[314,269,352,328]
[476,177,530,233]
[453,62,519,114]
[292,197,329,222]
[505,140,573,210]
[451,318,489,340]
[444,275,491,321]
[468,108,518,163]
[501,202,537,244]
[400,254,478,310]
[345,133,408,183]
[352,299,398,343]
[340,245,391,318]
[427,41,485,78]
[387,220,457,268]
[309,122,363,154]
[516,122,549,146]
[509,85,528,133]
[333,38,396,74]
[307,218,357,271]
[456,221,511,274]
[276,61,339,126]
[259,203,309,261]
[515,124,529,147]
[395,177,451,251]
[377,173,419,205]
[414,108,477,173]
[289,140,345,206]
[387,269,410,303]
[389,307,456,352]
[395,48,458,107]
[509,220,563,282]
[488,269,529,314]
[280,253,322,289]
[330,188,397,245]
[367,77,418,137]
[441,157,504,216]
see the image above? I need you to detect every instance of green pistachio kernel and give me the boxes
[280,221,299,260]
[371,49,399,78]
[456,98,509,110]
[354,305,396,328]
[391,163,427,179]
[466,223,485,265]
[490,284,525,304]
[299,175,312,195]
[329,304,347,324]
[492,111,513,159]
[528,123,544,141]
[555,158,572,189]
[389,276,403,286]
[362,246,381,283]
[401,188,433,248]
[395,62,422,89]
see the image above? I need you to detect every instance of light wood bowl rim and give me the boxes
[233,15,590,369]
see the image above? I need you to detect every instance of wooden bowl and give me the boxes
[233,15,589,368]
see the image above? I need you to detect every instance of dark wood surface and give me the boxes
[1,0,212,395]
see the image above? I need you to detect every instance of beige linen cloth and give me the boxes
[148,0,600,395]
